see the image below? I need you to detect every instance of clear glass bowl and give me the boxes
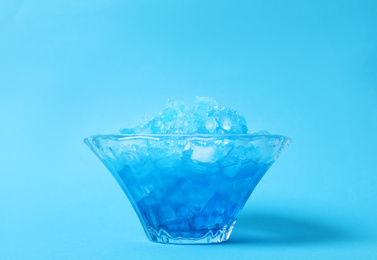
[84,134,291,244]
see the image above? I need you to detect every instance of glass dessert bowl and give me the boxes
[84,133,291,244]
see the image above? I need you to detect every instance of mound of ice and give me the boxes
[120,97,248,134]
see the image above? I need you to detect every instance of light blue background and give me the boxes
[1,0,377,259]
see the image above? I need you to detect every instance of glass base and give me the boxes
[146,222,236,244]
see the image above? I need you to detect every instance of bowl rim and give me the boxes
[84,134,292,143]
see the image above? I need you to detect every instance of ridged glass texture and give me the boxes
[84,134,291,244]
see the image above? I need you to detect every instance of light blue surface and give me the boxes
[1,0,376,259]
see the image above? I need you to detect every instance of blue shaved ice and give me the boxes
[84,97,291,244]
[120,97,249,135]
